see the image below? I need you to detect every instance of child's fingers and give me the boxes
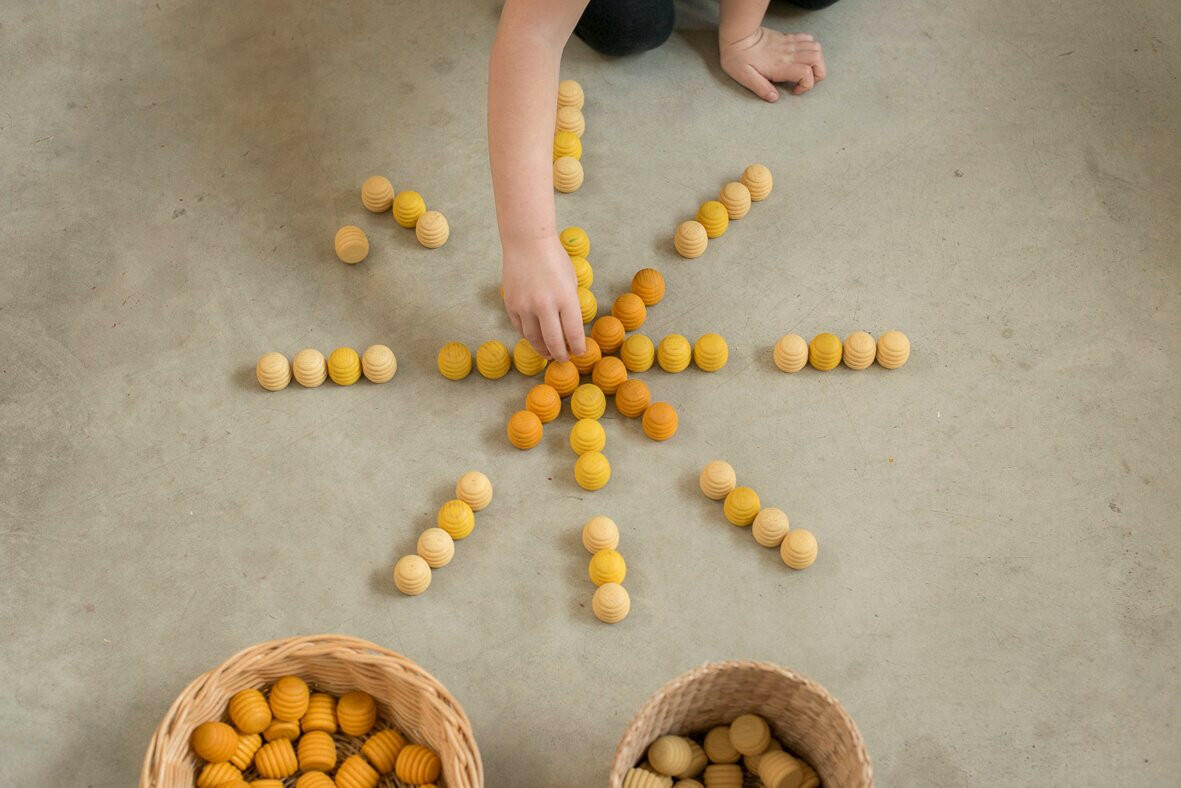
[521,314,550,360]
[539,309,569,362]
[812,51,827,80]
[737,63,780,103]
[792,66,816,94]
[789,32,815,42]
[560,307,587,357]
[774,62,815,94]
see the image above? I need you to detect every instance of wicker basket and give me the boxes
[610,661,871,787]
[141,634,483,787]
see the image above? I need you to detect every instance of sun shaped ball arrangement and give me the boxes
[557,78,585,109]
[773,333,809,373]
[575,450,612,491]
[436,341,472,380]
[554,156,584,192]
[589,548,627,585]
[476,340,512,379]
[525,383,562,423]
[327,347,361,386]
[436,498,475,540]
[696,200,730,239]
[513,338,549,376]
[256,352,291,391]
[571,382,607,420]
[302,693,336,733]
[723,486,761,526]
[578,286,599,324]
[674,220,708,259]
[592,582,631,624]
[781,528,818,569]
[560,225,590,257]
[416,527,455,569]
[571,255,593,288]
[269,675,310,721]
[393,190,426,228]
[570,418,607,455]
[693,333,729,372]
[592,356,628,395]
[642,401,679,441]
[393,554,432,595]
[556,105,585,136]
[191,721,238,762]
[361,344,396,383]
[699,460,737,501]
[612,293,647,331]
[455,470,493,511]
[334,225,369,264]
[543,360,579,397]
[630,267,665,306]
[415,210,450,249]
[591,315,626,354]
[570,336,602,375]
[291,348,327,388]
[876,329,911,368]
[582,515,620,552]
[740,163,773,201]
[719,181,752,219]
[507,409,544,449]
[752,507,790,548]
[808,333,842,371]
[360,175,394,213]
[615,379,651,419]
[620,334,655,373]
[839,330,876,370]
[657,334,692,373]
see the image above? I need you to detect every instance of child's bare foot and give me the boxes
[720,28,826,102]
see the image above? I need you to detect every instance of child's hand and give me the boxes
[501,238,587,362]
[720,28,826,102]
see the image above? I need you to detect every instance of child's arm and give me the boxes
[489,0,589,362]
[718,0,827,102]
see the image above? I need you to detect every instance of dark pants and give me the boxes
[575,0,839,57]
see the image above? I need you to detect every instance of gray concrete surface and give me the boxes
[2,0,1179,785]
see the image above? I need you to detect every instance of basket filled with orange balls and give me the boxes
[141,635,482,787]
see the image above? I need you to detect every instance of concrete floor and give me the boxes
[2,0,1178,785]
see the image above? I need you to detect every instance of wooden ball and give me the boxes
[581,515,619,553]
[612,293,647,331]
[361,343,396,383]
[228,732,262,769]
[228,688,272,734]
[395,744,442,784]
[300,693,336,734]
[476,340,511,379]
[876,329,910,368]
[196,762,242,788]
[455,470,493,511]
[592,582,630,623]
[781,528,818,569]
[757,751,806,788]
[648,735,693,776]
[575,451,611,491]
[808,333,842,371]
[268,675,309,721]
[417,527,455,568]
[702,763,743,787]
[588,548,626,585]
[513,338,548,376]
[415,210,449,248]
[570,382,607,420]
[615,379,651,419]
[544,360,580,396]
[752,507,789,547]
[693,333,728,372]
[361,728,407,774]
[591,315,625,354]
[553,130,582,160]
[336,753,379,788]
[641,401,678,441]
[657,334,692,372]
[578,286,599,324]
[703,725,740,763]
[842,330,876,370]
[723,486,760,526]
[591,356,628,395]
[620,334,655,373]
[674,220,707,259]
[571,255,593,288]
[297,729,336,772]
[255,352,291,391]
[334,225,369,264]
[773,334,808,373]
[254,738,298,779]
[696,200,729,238]
[507,409,543,449]
[554,156,584,192]
[436,498,475,540]
[570,337,602,375]
[741,163,773,200]
[437,341,472,380]
[525,383,562,423]
[393,554,432,595]
[729,713,771,756]
[327,346,361,385]
[294,772,334,788]
[718,181,751,219]
[336,691,377,736]
[699,460,736,500]
[560,225,590,257]
[393,190,426,228]
[557,79,585,109]
[191,721,237,762]
[570,418,607,455]
[291,348,327,387]
[630,267,665,305]
[360,175,394,212]
[556,105,586,136]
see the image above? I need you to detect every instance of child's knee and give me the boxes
[575,4,675,57]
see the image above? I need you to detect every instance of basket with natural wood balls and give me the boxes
[141,634,482,787]
[610,661,871,788]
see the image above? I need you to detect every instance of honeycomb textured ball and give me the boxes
[553,130,582,160]
[781,528,818,569]
[591,356,628,395]
[337,691,377,735]
[415,210,450,248]
[571,255,593,288]
[591,316,626,354]
[808,333,843,371]
[393,190,426,228]
[297,729,336,772]
[327,346,361,386]
[336,753,379,788]
[571,383,606,420]
[268,675,310,721]
[254,738,298,778]
[291,348,327,387]
[773,334,808,373]
[393,554,432,595]
[578,286,599,324]
[723,486,761,526]
[588,548,626,584]
[623,768,672,788]
[841,330,875,370]
[560,225,590,257]
[417,527,455,568]
[729,714,771,756]
[196,762,242,788]
[361,728,407,774]
[758,751,805,788]
[648,735,693,776]
[360,175,394,213]
[702,764,743,788]
[229,688,272,734]
[229,733,262,769]
[612,293,647,331]
[693,333,729,372]
[615,379,651,418]
[876,329,911,369]
[696,200,730,238]
[642,402,679,441]
[630,267,665,306]
[557,79,585,109]
[570,418,607,455]
[525,383,562,423]
[191,721,238,762]
[575,451,612,491]
[545,359,580,396]
[513,338,548,376]
[554,156,584,192]
[334,225,369,264]
[699,460,737,500]
[570,337,602,375]
[703,726,740,763]
[555,105,585,136]
[741,163,773,200]
[581,515,620,552]
[681,741,709,778]
[395,744,442,784]
[507,409,544,449]
[295,773,334,788]
[592,582,631,623]
[437,341,473,380]
[361,343,397,383]
[752,507,790,547]
[718,181,752,219]
[300,693,336,733]
[455,470,493,511]
[620,334,655,372]
[674,220,708,259]
[657,334,692,372]
[437,498,475,540]
[263,719,300,740]
[255,352,291,391]
[476,340,511,379]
